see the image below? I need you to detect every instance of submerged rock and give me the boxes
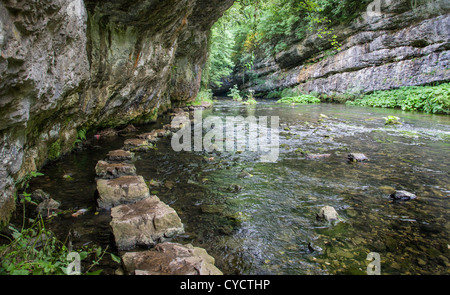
[348,153,369,162]
[106,150,134,162]
[317,206,339,222]
[121,242,222,275]
[95,160,136,179]
[31,189,50,202]
[110,196,184,250]
[390,190,417,201]
[306,154,331,160]
[96,176,150,210]
[36,198,61,217]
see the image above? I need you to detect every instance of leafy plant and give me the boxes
[48,141,61,161]
[191,89,214,106]
[243,90,257,105]
[72,128,87,148]
[347,83,450,114]
[229,84,242,101]
[0,215,121,275]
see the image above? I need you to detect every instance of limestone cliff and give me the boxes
[232,0,449,96]
[0,0,233,226]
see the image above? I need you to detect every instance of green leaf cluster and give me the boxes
[276,94,321,105]
[347,83,450,114]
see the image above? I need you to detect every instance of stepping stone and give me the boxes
[137,132,159,143]
[121,242,222,275]
[123,138,153,152]
[106,149,134,162]
[96,176,150,210]
[110,196,184,250]
[153,129,171,137]
[95,160,136,179]
[348,153,368,162]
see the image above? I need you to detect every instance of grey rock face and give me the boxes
[236,1,449,96]
[0,0,233,227]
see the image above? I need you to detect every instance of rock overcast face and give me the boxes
[0,0,233,226]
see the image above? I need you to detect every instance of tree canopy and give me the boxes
[203,0,372,88]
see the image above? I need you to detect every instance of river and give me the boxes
[29,99,450,275]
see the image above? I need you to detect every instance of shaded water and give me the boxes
[30,100,449,275]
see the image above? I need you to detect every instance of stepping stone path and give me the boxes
[95,106,221,275]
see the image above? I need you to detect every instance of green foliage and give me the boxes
[276,94,321,105]
[229,84,243,101]
[191,89,214,106]
[48,141,61,161]
[72,128,87,148]
[0,217,70,275]
[206,20,236,88]
[0,215,121,275]
[347,83,450,114]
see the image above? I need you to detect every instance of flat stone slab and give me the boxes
[121,242,223,275]
[96,176,150,210]
[95,160,136,179]
[106,149,134,162]
[110,196,184,250]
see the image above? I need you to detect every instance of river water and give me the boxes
[30,99,450,275]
